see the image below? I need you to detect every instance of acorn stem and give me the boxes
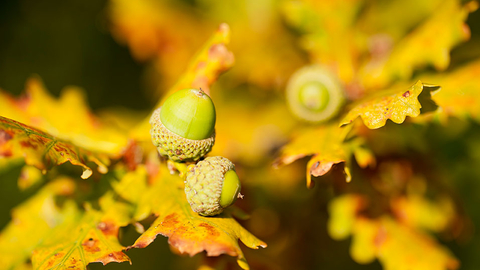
[167,160,189,178]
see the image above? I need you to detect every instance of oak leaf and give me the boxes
[122,160,266,270]
[359,0,477,89]
[0,116,109,179]
[425,59,480,122]
[328,194,459,270]
[274,123,353,187]
[340,81,440,129]
[0,78,129,155]
[281,0,362,84]
[32,193,132,269]
[0,178,75,269]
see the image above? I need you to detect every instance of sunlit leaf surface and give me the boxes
[340,81,439,129]
[32,193,132,269]
[2,0,480,268]
[360,0,477,89]
[0,78,129,155]
[0,116,109,179]
[274,123,352,187]
[0,178,75,269]
[426,59,480,122]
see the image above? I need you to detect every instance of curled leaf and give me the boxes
[274,124,351,187]
[0,116,109,179]
[340,81,439,129]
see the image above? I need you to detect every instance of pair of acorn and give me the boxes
[150,88,241,216]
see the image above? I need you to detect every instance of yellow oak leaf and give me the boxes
[340,81,440,129]
[274,123,352,187]
[327,194,365,241]
[0,78,129,155]
[357,0,445,42]
[32,193,132,269]
[360,0,477,89]
[282,0,362,84]
[353,217,459,270]
[424,59,480,122]
[390,195,455,232]
[126,161,266,270]
[17,165,44,190]
[0,116,109,179]
[328,194,459,270]
[211,100,295,166]
[0,178,75,269]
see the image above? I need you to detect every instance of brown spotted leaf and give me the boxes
[0,116,109,179]
[32,192,132,269]
[274,123,360,187]
[131,23,234,141]
[0,78,129,155]
[126,162,266,270]
[340,81,440,129]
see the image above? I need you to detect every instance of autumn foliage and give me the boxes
[1,0,480,269]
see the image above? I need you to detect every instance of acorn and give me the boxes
[184,156,242,216]
[150,88,216,162]
[286,65,345,123]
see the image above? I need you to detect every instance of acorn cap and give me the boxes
[286,65,345,123]
[150,107,215,162]
[185,156,242,216]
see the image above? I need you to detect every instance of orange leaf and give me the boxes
[0,116,109,179]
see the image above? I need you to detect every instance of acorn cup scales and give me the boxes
[150,88,216,162]
[185,156,242,216]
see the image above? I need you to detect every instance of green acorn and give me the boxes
[185,156,242,216]
[286,65,345,123]
[150,88,216,162]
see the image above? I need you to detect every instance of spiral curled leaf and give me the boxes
[286,65,345,123]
